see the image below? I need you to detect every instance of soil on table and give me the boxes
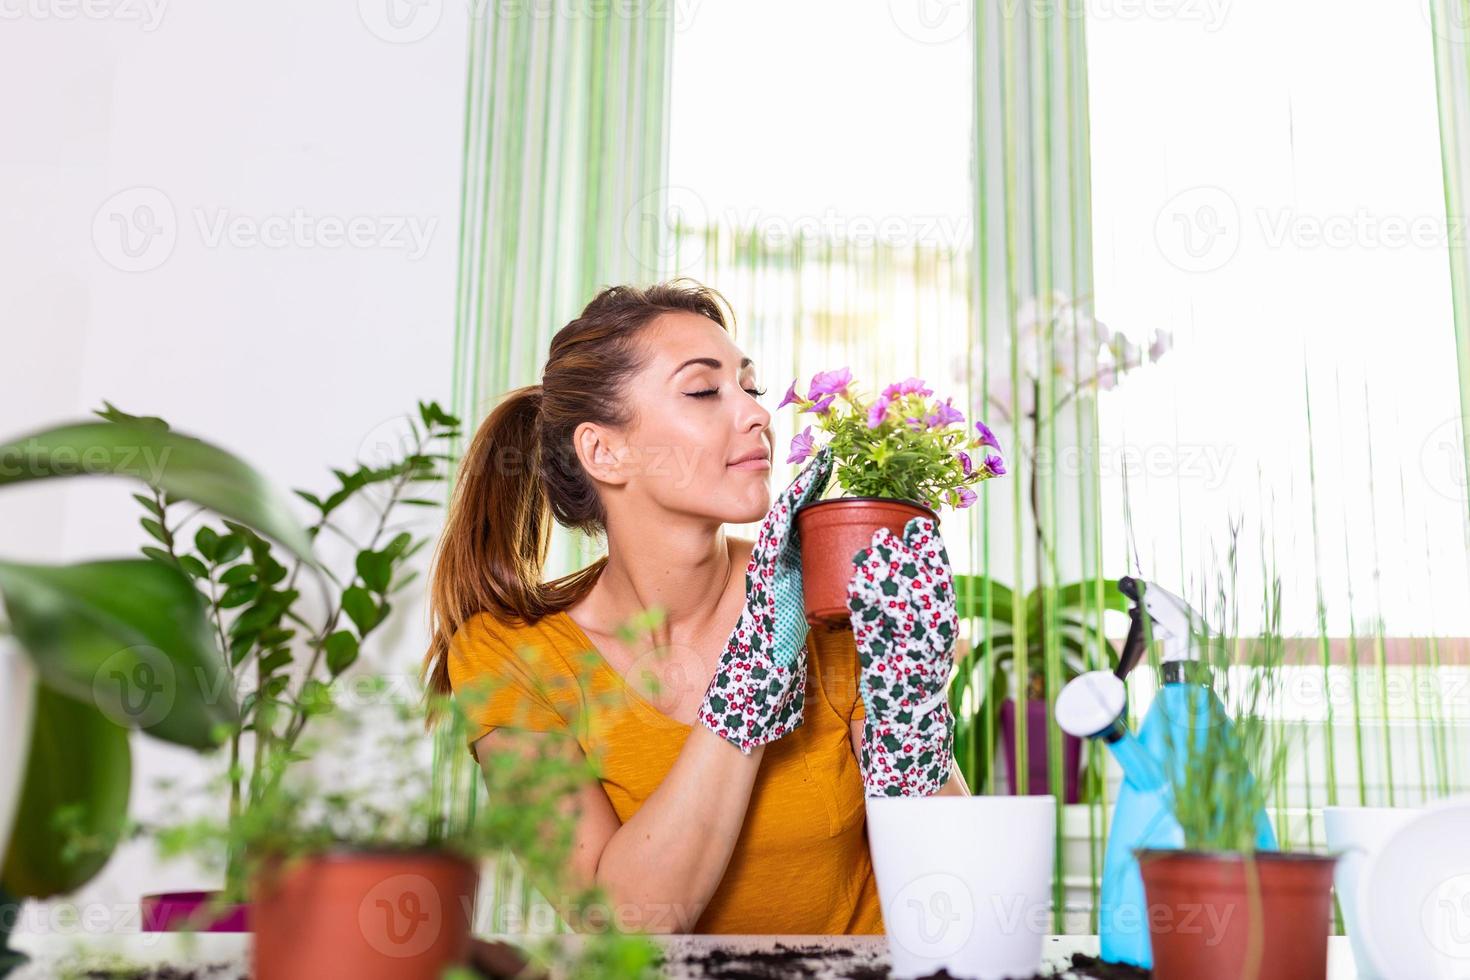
[661,943,1151,980]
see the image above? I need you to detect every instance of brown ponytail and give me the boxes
[422,278,735,697]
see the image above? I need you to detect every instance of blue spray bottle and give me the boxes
[1052,576,1277,969]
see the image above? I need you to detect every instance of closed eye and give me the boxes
[687,386,768,399]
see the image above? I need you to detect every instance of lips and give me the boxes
[728,448,771,467]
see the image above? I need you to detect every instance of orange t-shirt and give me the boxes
[446,608,885,935]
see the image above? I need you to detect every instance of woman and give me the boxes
[420,279,968,936]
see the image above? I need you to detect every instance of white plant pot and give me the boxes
[866,795,1056,980]
[1324,805,1422,980]
[0,640,38,862]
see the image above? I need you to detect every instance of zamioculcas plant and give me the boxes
[120,400,461,931]
[0,407,314,971]
[778,369,1005,629]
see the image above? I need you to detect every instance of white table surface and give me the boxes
[9,931,1363,978]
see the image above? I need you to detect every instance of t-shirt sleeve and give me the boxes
[447,613,569,750]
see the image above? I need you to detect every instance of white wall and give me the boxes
[1,0,470,928]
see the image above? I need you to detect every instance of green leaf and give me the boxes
[258,649,293,675]
[178,555,209,579]
[0,420,314,561]
[214,534,246,564]
[355,550,394,594]
[194,526,220,562]
[324,631,359,676]
[131,493,163,518]
[140,546,173,565]
[219,582,260,608]
[0,559,239,749]
[219,564,256,586]
[140,518,168,545]
[341,587,381,634]
[2,686,131,899]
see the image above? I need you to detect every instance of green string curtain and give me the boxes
[1431,0,1470,516]
[439,1,675,935]
[968,0,1102,932]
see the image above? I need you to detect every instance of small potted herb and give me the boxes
[158,677,659,980]
[1134,557,1337,980]
[780,370,1005,629]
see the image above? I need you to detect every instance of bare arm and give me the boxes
[473,723,763,934]
[847,718,971,796]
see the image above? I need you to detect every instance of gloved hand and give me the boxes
[847,515,958,797]
[697,442,835,754]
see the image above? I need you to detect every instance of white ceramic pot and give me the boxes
[1356,795,1470,980]
[866,795,1056,980]
[1324,805,1423,980]
[0,640,38,861]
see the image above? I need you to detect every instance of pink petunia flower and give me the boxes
[807,368,852,400]
[776,378,801,410]
[787,425,815,463]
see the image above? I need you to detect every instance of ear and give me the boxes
[572,421,631,487]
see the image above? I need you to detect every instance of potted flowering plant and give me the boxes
[779,369,1005,629]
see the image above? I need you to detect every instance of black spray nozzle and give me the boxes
[1114,576,1147,680]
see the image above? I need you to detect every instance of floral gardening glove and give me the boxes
[848,515,958,797]
[697,442,835,755]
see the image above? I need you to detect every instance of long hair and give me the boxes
[422,278,735,698]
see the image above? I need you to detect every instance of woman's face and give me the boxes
[590,310,775,527]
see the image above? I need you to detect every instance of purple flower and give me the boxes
[974,420,1002,453]
[881,377,933,401]
[807,367,852,400]
[983,453,1006,477]
[809,393,835,415]
[866,395,891,429]
[787,425,815,463]
[956,486,977,509]
[958,451,973,476]
[776,378,801,410]
[925,397,965,428]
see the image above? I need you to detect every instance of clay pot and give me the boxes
[1136,849,1337,980]
[251,848,479,980]
[140,890,250,932]
[794,496,939,630]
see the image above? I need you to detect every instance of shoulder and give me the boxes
[447,610,575,687]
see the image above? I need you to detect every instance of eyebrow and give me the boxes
[669,356,754,379]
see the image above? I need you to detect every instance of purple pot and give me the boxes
[999,698,1082,803]
[140,891,250,932]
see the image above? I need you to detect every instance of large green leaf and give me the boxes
[0,559,237,749]
[1,687,131,899]
[953,574,1016,622]
[0,421,313,561]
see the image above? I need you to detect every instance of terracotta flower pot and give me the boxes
[1136,849,1337,980]
[251,848,479,980]
[794,496,939,630]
